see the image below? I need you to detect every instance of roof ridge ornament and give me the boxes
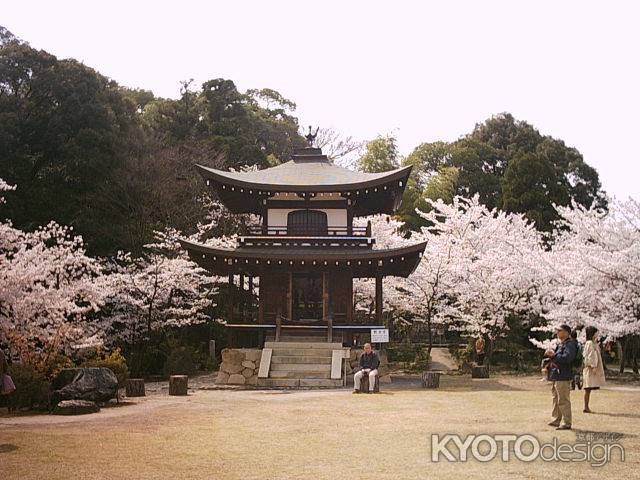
[305,125,319,146]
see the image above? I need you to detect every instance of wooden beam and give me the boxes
[287,272,293,321]
[375,274,383,323]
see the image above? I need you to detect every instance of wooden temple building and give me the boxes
[181,145,426,386]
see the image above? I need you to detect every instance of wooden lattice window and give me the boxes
[287,210,328,236]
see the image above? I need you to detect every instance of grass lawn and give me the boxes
[1,374,638,479]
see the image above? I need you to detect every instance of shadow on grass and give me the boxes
[572,428,638,439]
[592,411,640,420]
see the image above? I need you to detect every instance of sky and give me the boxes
[3,0,639,199]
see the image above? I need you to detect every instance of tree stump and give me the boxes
[125,378,145,397]
[169,375,188,396]
[471,365,490,378]
[421,371,441,389]
[359,373,380,393]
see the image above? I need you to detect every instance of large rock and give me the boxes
[243,349,262,362]
[221,349,245,364]
[241,368,254,378]
[215,371,230,384]
[242,360,256,369]
[220,362,244,374]
[52,368,117,404]
[227,374,246,385]
[53,399,100,415]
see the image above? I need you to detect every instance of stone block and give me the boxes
[215,371,230,384]
[244,349,262,362]
[221,349,245,364]
[241,368,254,378]
[228,374,246,385]
[245,375,258,386]
[54,399,100,415]
[242,360,256,369]
[220,362,244,374]
[379,374,392,384]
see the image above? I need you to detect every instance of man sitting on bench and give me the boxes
[353,343,380,394]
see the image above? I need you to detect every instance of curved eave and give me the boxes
[180,239,426,278]
[195,164,412,216]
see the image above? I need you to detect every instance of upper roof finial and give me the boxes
[305,125,319,146]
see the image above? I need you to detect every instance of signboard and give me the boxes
[370,328,389,343]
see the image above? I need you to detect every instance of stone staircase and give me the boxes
[257,338,346,388]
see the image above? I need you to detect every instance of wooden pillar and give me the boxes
[347,276,353,323]
[347,204,353,235]
[322,271,331,342]
[375,274,383,324]
[227,273,234,322]
[239,274,245,292]
[248,276,254,295]
[287,272,293,321]
[257,275,264,324]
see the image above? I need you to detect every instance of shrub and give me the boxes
[164,346,197,376]
[5,364,51,410]
[82,348,130,386]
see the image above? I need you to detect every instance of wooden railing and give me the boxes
[246,224,371,237]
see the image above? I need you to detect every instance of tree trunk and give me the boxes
[618,339,626,374]
[421,371,440,389]
[169,375,188,396]
[125,378,146,397]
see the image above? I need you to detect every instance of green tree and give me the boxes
[358,134,399,173]
[501,152,567,230]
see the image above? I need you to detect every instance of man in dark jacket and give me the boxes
[353,343,380,394]
[545,324,577,430]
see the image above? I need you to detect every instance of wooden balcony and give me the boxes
[240,225,374,248]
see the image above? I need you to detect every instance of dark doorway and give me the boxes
[287,209,328,236]
[292,273,323,320]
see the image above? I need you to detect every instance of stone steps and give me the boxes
[257,378,343,388]
[271,356,333,364]
[269,371,332,379]
[270,363,331,372]
[268,348,334,357]
[265,341,343,350]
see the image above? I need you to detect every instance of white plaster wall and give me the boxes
[267,208,347,228]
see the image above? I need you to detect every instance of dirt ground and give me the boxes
[1,374,638,480]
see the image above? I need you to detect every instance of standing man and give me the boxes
[353,343,380,394]
[545,324,577,430]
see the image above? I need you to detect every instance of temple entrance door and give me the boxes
[292,273,323,321]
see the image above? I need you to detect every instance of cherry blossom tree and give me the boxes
[536,198,640,371]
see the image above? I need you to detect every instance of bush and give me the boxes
[164,346,197,376]
[5,364,51,410]
[81,348,130,386]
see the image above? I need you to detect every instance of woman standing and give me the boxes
[583,326,606,413]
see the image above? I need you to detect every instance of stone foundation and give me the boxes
[216,347,392,386]
[216,348,262,386]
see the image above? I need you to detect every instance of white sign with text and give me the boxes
[370,328,389,343]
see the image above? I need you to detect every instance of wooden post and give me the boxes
[125,378,145,397]
[347,276,353,323]
[258,274,264,324]
[421,371,441,389]
[327,316,333,343]
[275,309,282,342]
[375,274,383,324]
[287,272,293,321]
[472,365,490,378]
[209,340,216,363]
[248,276,253,295]
[322,271,329,320]
[169,375,188,396]
[227,274,234,322]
